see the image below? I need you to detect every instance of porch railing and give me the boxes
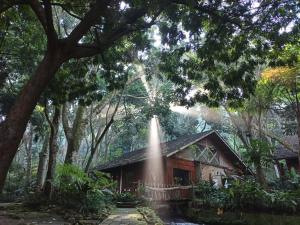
[141,183,194,201]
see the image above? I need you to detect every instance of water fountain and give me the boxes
[138,65,200,225]
[137,64,165,184]
[144,115,164,184]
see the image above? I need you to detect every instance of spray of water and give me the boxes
[138,64,222,184]
[170,103,223,124]
[144,115,164,184]
[137,64,164,184]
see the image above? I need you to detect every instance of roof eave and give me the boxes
[166,130,215,157]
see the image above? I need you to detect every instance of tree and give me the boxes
[23,124,34,193]
[36,130,49,191]
[262,65,300,167]
[0,0,298,192]
[84,93,121,171]
[62,103,86,164]
[44,104,61,197]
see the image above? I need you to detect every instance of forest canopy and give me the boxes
[0,0,300,200]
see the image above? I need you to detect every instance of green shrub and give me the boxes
[195,180,228,208]
[54,164,116,213]
[1,163,26,201]
[137,207,164,225]
[114,192,138,202]
[194,179,300,213]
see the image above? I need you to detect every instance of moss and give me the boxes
[137,207,164,225]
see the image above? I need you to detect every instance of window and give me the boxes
[194,145,219,165]
[173,168,190,185]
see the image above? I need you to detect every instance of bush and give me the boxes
[195,180,227,208]
[269,168,300,191]
[54,164,116,213]
[225,179,265,210]
[137,207,164,225]
[1,163,26,202]
[194,179,300,213]
[114,192,138,202]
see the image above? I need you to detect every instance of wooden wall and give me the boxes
[103,133,246,190]
[165,157,196,184]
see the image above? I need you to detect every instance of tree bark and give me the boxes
[0,49,64,192]
[84,93,123,172]
[226,106,268,186]
[44,106,61,198]
[24,124,33,193]
[84,118,114,172]
[36,131,50,191]
[63,104,85,165]
[296,111,300,171]
[294,87,300,171]
[254,161,267,188]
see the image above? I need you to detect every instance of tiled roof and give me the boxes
[96,131,213,170]
[96,130,244,171]
[273,135,299,160]
[274,148,298,160]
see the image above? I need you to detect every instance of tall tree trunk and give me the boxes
[84,93,122,172]
[84,119,114,172]
[254,161,267,188]
[0,49,64,192]
[103,132,110,162]
[36,131,50,191]
[257,108,267,187]
[296,112,300,171]
[295,89,300,171]
[44,106,61,198]
[63,104,85,165]
[25,124,33,193]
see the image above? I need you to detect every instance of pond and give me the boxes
[187,209,300,225]
[164,217,202,225]
[156,203,300,225]
[239,212,300,225]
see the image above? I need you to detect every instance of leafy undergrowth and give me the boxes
[53,164,116,213]
[20,164,116,224]
[15,194,112,225]
[114,192,138,202]
[193,180,300,213]
[0,202,67,225]
[137,207,164,225]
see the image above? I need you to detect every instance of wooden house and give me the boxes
[96,130,251,192]
[273,135,300,175]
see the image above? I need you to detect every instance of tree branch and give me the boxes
[28,0,48,35]
[62,103,72,141]
[51,2,83,20]
[252,124,297,153]
[43,0,58,43]
[66,1,108,47]
[0,0,28,14]
[69,6,161,59]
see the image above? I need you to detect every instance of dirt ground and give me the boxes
[0,203,68,225]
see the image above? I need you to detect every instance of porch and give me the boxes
[140,183,195,201]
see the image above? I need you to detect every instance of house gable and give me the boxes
[96,130,250,175]
[169,132,246,173]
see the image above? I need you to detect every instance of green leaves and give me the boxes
[54,164,115,212]
[244,139,273,167]
[195,179,300,212]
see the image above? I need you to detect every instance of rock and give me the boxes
[75,215,83,220]
[78,219,98,225]
[68,217,76,223]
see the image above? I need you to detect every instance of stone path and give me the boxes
[100,208,147,225]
